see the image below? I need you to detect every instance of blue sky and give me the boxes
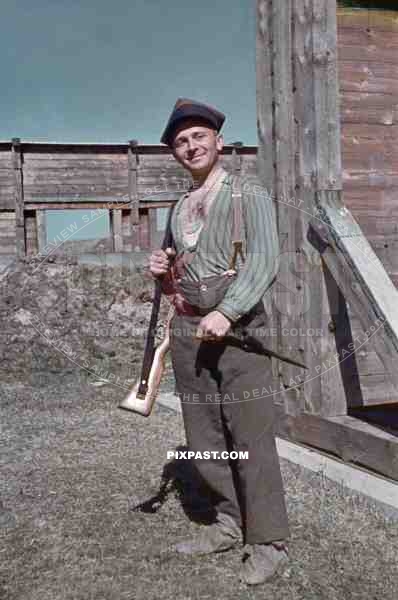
[2,1,257,144]
[1,1,257,240]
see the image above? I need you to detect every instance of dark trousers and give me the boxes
[169,312,290,544]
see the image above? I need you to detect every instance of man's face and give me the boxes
[171,120,224,177]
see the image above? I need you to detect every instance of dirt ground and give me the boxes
[1,368,397,600]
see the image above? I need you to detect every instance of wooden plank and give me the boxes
[128,141,140,253]
[24,197,131,205]
[0,243,16,254]
[139,209,150,250]
[291,0,322,414]
[343,186,398,212]
[240,155,258,177]
[22,151,128,162]
[313,0,341,189]
[343,171,398,188]
[341,124,398,173]
[0,170,14,183]
[35,211,46,253]
[341,91,398,125]
[339,62,398,95]
[24,201,174,210]
[11,138,25,257]
[337,8,398,33]
[275,404,398,481]
[310,190,398,396]
[256,0,278,384]
[231,143,243,176]
[0,220,16,231]
[256,0,275,186]
[0,187,19,210]
[148,208,162,251]
[339,41,398,67]
[23,186,129,200]
[272,0,304,401]
[23,158,128,169]
[311,1,346,415]
[121,209,131,238]
[110,209,123,252]
[358,373,396,406]
[0,235,16,247]
[23,168,129,183]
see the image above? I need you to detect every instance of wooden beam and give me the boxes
[256,0,280,381]
[310,190,398,394]
[296,0,346,416]
[231,142,243,176]
[275,404,398,481]
[110,209,123,252]
[256,1,346,418]
[11,138,25,257]
[291,0,323,414]
[271,0,308,411]
[23,197,131,204]
[313,0,341,190]
[36,211,46,253]
[24,201,175,210]
[256,0,275,186]
[128,139,140,250]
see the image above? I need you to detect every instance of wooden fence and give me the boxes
[0,141,257,256]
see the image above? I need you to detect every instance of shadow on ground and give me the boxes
[1,371,397,600]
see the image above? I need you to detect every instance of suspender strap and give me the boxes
[228,175,245,272]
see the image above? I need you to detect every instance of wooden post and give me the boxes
[256,0,275,187]
[257,0,347,417]
[310,191,398,393]
[11,138,25,257]
[311,0,347,416]
[313,0,341,191]
[36,210,47,253]
[292,0,322,413]
[128,139,140,250]
[270,0,305,415]
[256,1,280,381]
[231,141,243,176]
[110,209,123,252]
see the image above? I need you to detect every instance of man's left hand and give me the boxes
[196,311,231,341]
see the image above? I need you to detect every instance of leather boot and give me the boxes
[174,512,242,555]
[239,541,289,585]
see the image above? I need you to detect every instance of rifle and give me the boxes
[119,205,175,417]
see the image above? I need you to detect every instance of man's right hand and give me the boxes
[149,247,176,278]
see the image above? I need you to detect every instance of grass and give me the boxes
[1,370,397,600]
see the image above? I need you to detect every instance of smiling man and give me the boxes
[150,98,290,585]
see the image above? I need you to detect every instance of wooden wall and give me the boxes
[338,8,398,285]
[338,8,398,405]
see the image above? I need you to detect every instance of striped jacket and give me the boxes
[169,171,279,323]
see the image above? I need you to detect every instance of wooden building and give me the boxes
[256,0,398,481]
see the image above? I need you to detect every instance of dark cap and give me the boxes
[160,98,225,147]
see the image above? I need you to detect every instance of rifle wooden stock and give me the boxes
[119,315,171,416]
[119,203,175,416]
